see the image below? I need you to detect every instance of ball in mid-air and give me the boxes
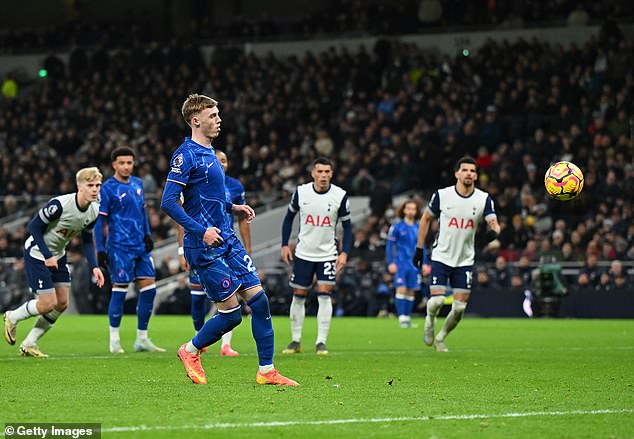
[544,161,584,201]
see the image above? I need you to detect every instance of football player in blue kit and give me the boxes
[94,147,164,354]
[413,156,500,352]
[386,200,429,328]
[3,167,105,357]
[177,149,250,356]
[161,93,298,386]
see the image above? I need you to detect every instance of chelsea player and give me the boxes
[161,94,297,386]
[94,147,164,354]
[386,200,429,328]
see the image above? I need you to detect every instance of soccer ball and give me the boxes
[544,161,584,201]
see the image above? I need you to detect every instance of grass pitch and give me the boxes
[1,315,632,438]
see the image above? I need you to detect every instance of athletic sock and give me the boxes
[404,295,416,317]
[221,331,233,347]
[316,293,333,344]
[8,299,39,323]
[109,326,120,342]
[108,287,127,328]
[22,309,62,346]
[394,293,406,318]
[191,306,241,351]
[289,294,306,343]
[137,284,156,332]
[248,290,274,367]
[190,293,207,332]
[436,299,467,341]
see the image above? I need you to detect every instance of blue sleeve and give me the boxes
[281,209,297,246]
[141,181,151,237]
[338,193,351,222]
[484,194,496,218]
[427,191,440,217]
[94,214,107,252]
[386,224,397,264]
[81,221,98,269]
[160,180,207,238]
[29,199,63,259]
[289,189,299,213]
[341,219,352,254]
[98,184,111,216]
[229,177,246,205]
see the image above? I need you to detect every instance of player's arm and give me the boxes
[483,195,501,245]
[175,220,189,271]
[386,224,397,274]
[94,185,110,269]
[414,210,433,268]
[140,181,154,253]
[28,199,62,269]
[281,189,299,265]
[81,219,105,288]
[160,180,222,247]
[336,193,352,273]
[233,182,252,253]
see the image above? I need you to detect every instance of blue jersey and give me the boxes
[224,175,245,228]
[386,220,419,267]
[96,176,150,250]
[165,138,232,250]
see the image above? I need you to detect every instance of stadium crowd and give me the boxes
[1,18,633,314]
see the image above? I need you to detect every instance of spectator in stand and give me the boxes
[577,253,602,289]
[599,260,629,290]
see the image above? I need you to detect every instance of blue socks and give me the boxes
[247,290,274,367]
[405,296,416,317]
[137,286,157,331]
[192,306,242,350]
[108,287,127,327]
[191,294,207,331]
[395,294,406,316]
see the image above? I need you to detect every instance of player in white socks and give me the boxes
[3,167,105,357]
[281,157,352,355]
[413,156,500,352]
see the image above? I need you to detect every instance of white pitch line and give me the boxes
[103,409,633,433]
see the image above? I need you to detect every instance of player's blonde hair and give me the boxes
[76,167,103,184]
[181,94,218,127]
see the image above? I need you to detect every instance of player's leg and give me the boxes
[394,270,409,326]
[424,261,449,347]
[434,267,472,352]
[4,253,58,347]
[20,283,69,357]
[189,278,206,332]
[313,259,336,354]
[133,251,163,352]
[402,266,421,328]
[106,248,133,353]
[283,257,314,353]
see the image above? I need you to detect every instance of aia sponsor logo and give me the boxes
[447,218,475,229]
[304,214,332,227]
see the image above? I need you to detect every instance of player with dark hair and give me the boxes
[386,199,428,328]
[94,146,164,354]
[3,167,105,357]
[162,94,297,386]
[413,156,500,352]
[281,157,352,355]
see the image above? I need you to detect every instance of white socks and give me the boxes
[289,295,306,343]
[22,309,62,346]
[109,326,120,342]
[316,294,333,345]
[9,299,39,323]
[221,331,233,346]
[425,295,445,330]
[436,300,467,342]
[136,329,148,341]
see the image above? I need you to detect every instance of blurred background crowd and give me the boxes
[1,0,632,316]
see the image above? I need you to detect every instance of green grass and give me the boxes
[1,316,633,438]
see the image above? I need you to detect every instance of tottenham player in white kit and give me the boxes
[413,156,500,352]
[3,167,106,357]
[281,157,352,355]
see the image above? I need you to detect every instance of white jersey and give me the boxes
[427,186,496,267]
[289,183,351,262]
[25,193,100,261]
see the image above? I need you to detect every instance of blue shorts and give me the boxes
[289,256,337,289]
[393,263,421,290]
[185,246,241,302]
[430,261,473,293]
[224,238,261,291]
[24,251,70,294]
[107,245,156,284]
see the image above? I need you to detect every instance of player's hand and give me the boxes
[144,235,154,252]
[203,227,223,247]
[412,247,424,268]
[179,254,190,271]
[97,251,109,270]
[422,264,432,276]
[281,246,293,265]
[45,256,58,269]
[485,229,499,243]
[387,263,397,274]
[232,204,256,223]
[336,252,348,273]
[92,267,105,288]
